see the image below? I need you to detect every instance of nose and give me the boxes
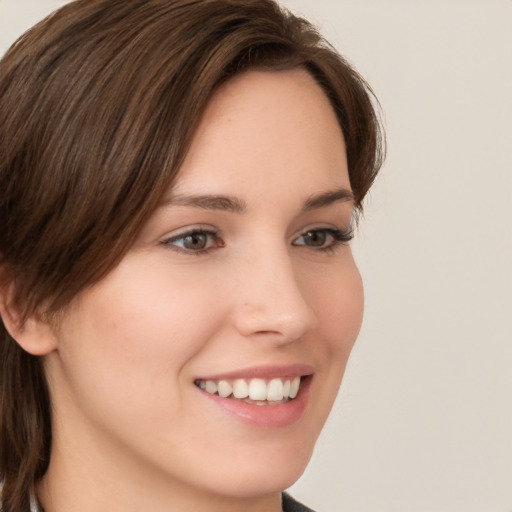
[230,245,319,344]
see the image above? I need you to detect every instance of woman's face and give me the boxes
[43,69,364,505]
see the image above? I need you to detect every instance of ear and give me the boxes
[0,279,58,356]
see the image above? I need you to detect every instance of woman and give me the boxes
[0,0,384,511]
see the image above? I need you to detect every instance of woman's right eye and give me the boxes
[161,229,223,254]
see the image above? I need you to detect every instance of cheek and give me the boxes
[290,258,363,443]
[306,258,364,356]
[78,258,226,359]
[53,259,229,412]
[327,274,363,354]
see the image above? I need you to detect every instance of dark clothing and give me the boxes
[282,493,316,512]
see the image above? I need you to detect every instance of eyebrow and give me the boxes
[162,193,247,213]
[301,188,354,212]
[162,187,354,214]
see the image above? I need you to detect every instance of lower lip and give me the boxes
[198,376,312,428]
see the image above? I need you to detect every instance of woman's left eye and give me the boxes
[161,229,222,254]
[293,228,353,251]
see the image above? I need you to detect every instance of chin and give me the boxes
[212,463,309,499]
[200,433,316,499]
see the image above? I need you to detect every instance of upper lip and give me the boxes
[196,364,314,381]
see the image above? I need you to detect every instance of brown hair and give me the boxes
[0,0,384,509]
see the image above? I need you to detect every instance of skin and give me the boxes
[17,69,364,512]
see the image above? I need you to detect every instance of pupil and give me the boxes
[184,233,207,250]
[305,231,326,246]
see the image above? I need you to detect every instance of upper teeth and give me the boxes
[196,377,301,402]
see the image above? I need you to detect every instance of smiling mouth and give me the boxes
[194,376,303,405]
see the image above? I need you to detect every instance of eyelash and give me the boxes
[292,227,354,254]
[161,228,222,255]
[161,227,353,255]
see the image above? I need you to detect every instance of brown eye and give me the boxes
[302,230,327,247]
[182,233,208,250]
[293,228,353,251]
[162,229,222,253]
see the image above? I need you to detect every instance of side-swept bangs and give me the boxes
[0,0,383,316]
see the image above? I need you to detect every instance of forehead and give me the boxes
[172,69,349,198]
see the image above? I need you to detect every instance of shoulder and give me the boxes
[282,493,317,512]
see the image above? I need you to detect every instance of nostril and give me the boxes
[230,265,318,341]
[232,302,318,342]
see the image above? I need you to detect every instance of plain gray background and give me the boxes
[1,1,511,511]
